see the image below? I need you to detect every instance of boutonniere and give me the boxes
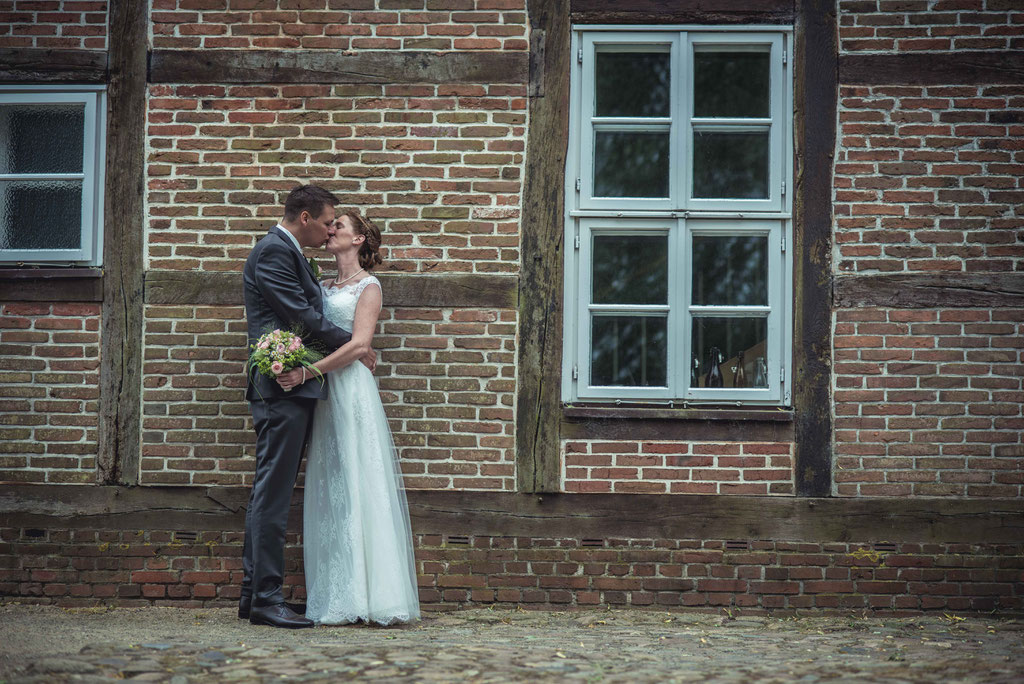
[308,257,322,280]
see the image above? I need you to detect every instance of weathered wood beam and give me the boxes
[97,0,147,486]
[0,269,103,302]
[149,50,529,85]
[143,271,518,308]
[835,273,1024,309]
[516,0,570,494]
[0,47,107,83]
[3,485,1023,545]
[841,51,1024,86]
[792,0,837,497]
[570,0,795,24]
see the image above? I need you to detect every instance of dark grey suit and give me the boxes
[241,226,351,608]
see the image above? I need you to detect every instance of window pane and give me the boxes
[596,51,671,118]
[690,317,767,389]
[593,234,668,305]
[692,131,769,199]
[692,235,768,306]
[0,104,85,174]
[0,180,82,250]
[694,51,770,118]
[592,315,667,387]
[594,131,670,198]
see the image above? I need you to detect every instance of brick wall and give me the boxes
[3,526,1020,613]
[563,441,794,496]
[839,0,1023,53]
[835,83,1024,274]
[0,0,108,50]
[150,0,528,51]
[833,307,1024,497]
[146,82,525,274]
[0,303,100,484]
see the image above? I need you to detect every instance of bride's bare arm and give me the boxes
[276,283,382,389]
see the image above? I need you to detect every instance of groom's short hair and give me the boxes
[283,185,339,221]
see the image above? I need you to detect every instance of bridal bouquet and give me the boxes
[247,328,325,392]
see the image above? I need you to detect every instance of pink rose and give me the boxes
[271,362,284,375]
[258,340,269,349]
[289,339,301,351]
[276,344,286,354]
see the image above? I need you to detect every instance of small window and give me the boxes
[0,86,106,266]
[564,27,792,405]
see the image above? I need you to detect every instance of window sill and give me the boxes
[560,404,795,442]
[0,267,103,302]
[563,405,793,422]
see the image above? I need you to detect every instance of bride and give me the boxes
[276,210,420,626]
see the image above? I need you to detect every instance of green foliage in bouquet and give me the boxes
[247,327,326,396]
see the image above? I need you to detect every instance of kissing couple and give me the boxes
[239,184,420,628]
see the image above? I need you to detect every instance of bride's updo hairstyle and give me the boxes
[341,210,383,271]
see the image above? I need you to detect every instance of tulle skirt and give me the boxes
[303,362,420,626]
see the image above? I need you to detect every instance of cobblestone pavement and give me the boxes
[1,604,1023,682]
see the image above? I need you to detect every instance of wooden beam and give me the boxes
[841,51,1024,86]
[570,0,795,24]
[2,485,1023,545]
[149,50,529,85]
[0,48,107,83]
[97,0,147,486]
[143,271,518,309]
[835,273,1024,309]
[792,0,837,497]
[516,0,571,494]
[0,269,103,302]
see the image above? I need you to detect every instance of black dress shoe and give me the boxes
[239,597,304,620]
[249,603,314,629]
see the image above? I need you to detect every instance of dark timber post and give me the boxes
[97,0,147,485]
[516,0,570,493]
[793,0,837,497]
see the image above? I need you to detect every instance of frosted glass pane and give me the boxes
[0,180,82,250]
[591,315,667,387]
[595,51,671,118]
[592,234,668,305]
[0,104,85,174]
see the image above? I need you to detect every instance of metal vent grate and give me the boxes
[23,528,45,538]
[873,542,897,552]
[725,540,750,550]
[174,531,198,542]
[446,535,470,545]
[581,538,604,547]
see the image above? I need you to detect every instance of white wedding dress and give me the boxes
[303,275,420,625]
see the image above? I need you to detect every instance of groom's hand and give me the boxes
[360,348,377,373]
[277,368,305,391]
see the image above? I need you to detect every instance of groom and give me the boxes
[240,185,364,628]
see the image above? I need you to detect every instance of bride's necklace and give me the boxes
[333,268,364,287]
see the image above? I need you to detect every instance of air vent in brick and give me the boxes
[581,539,604,547]
[174,531,198,543]
[725,540,750,550]
[873,542,897,552]
[446,535,470,546]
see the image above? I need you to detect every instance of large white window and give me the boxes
[563,27,792,405]
[0,86,105,265]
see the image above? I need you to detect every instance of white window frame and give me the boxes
[0,85,106,266]
[563,25,793,406]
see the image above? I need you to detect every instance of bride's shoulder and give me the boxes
[358,273,381,291]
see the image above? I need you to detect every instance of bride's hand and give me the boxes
[277,368,305,391]
[360,348,377,373]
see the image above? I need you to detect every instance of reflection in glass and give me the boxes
[593,234,667,305]
[595,131,670,198]
[596,51,671,118]
[592,315,667,387]
[692,235,768,306]
[0,105,85,174]
[694,51,770,118]
[0,180,82,250]
[693,131,769,199]
[690,317,767,388]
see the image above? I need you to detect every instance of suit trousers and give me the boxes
[242,397,317,607]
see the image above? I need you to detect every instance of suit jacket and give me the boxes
[243,225,351,401]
